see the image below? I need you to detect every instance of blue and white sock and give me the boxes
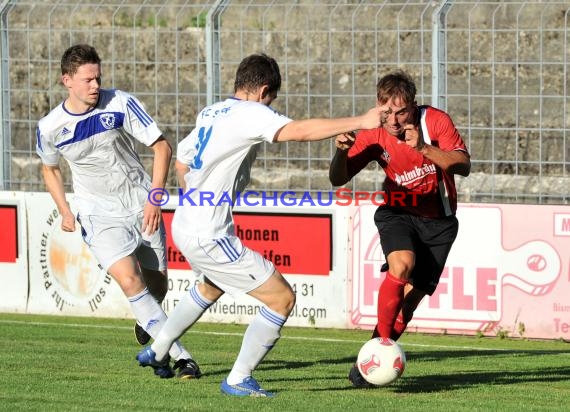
[226,306,286,385]
[128,287,192,361]
[151,285,213,361]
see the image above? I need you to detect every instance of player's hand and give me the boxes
[402,123,425,150]
[142,202,162,235]
[60,210,76,232]
[402,105,425,151]
[360,104,390,130]
[378,103,391,127]
[335,132,356,151]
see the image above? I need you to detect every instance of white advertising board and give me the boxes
[26,192,131,318]
[349,202,570,340]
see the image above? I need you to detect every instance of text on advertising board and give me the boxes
[162,210,332,275]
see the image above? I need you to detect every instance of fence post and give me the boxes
[431,0,451,110]
[0,0,12,190]
[0,0,11,190]
[206,0,230,106]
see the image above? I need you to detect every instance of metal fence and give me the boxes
[1,0,569,204]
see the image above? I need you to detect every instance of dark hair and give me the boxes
[376,70,416,105]
[234,53,281,95]
[61,44,101,76]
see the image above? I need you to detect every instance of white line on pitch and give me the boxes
[0,318,513,352]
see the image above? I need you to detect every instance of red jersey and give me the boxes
[346,106,468,218]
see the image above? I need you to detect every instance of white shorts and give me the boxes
[172,227,275,296]
[78,213,167,272]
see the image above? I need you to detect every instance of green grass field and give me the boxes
[0,313,568,412]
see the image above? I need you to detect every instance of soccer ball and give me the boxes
[356,337,406,386]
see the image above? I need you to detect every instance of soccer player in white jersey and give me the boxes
[36,44,200,379]
[136,53,386,396]
[175,135,257,194]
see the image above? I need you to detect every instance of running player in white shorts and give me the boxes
[136,53,386,396]
[36,44,200,379]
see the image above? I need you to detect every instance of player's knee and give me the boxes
[280,285,296,315]
[388,261,414,278]
[386,252,415,278]
[115,272,145,295]
[267,286,295,317]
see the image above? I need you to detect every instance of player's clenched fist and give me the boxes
[60,210,76,232]
[402,123,425,151]
[335,131,356,151]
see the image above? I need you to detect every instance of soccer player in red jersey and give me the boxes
[329,70,471,387]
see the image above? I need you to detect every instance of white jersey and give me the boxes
[36,89,162,217]
[173,97,292,237]
[177,129,258,197]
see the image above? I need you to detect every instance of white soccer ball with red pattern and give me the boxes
[356,337,406,386]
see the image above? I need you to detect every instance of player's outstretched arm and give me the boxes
[143,137,172,235]
[41,164,76,232]
[273,106,382,143]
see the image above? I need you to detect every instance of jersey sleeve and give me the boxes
[35,124,60,166]
[427,109,469,155]
[118,90,163,146]
[242,103,293,144]
[176,133,196,165]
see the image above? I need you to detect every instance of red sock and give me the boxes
[375,272,406,338]
[391,313,408,341]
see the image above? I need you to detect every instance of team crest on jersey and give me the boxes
[99,113,116,130]
[381,150,391,163]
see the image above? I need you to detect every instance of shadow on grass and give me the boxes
[402,348,570,363]
[255,348,570,393]
[394,367,570,393]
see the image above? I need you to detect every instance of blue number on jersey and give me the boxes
[190,126,213,169]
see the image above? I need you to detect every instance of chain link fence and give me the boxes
[1,0,569,203]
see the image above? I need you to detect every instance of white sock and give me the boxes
[151,284,213,361]
[226,306,286,385]
[168,341,193,361]
[128,288,192,361]
[128,288,168,338]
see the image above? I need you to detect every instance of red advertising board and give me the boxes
[0,206,18,263]
[162,210,332,275]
